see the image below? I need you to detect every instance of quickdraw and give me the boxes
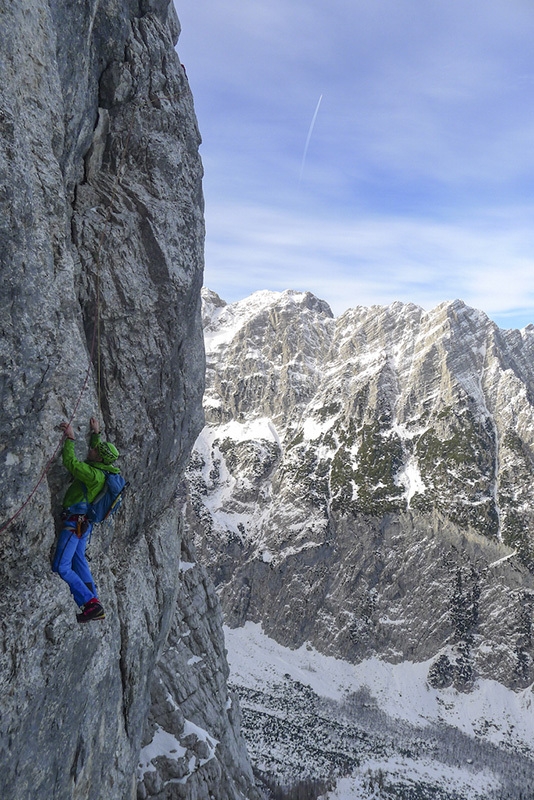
[62,512,89,539]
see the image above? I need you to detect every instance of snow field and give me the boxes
[318,756,497,800]
[225,623,534,798]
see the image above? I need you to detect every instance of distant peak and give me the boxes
[203,288,333,321]
[202,287,227,308]
[290,291,334,318]
[428,299,492,329]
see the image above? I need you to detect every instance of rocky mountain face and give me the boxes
[187,288,534,797]
[0,5,256,800]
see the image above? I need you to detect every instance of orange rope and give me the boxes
[0,312,98,535]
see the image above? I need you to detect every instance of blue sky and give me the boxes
[173,0,534,328]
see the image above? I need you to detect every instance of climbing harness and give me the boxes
[62,512,89,539]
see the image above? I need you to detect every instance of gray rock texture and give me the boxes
[189,289,534,691]
[0,4,256,800]
[137,533,259,800]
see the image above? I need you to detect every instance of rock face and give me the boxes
[0,5,255,800]
[189,289,534,690]
[138,532,258,800]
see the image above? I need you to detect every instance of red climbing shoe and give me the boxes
[76,598,105,623]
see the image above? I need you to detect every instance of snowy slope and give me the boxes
[226,623,534,799]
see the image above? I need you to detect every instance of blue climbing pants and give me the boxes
[52,517,97,607]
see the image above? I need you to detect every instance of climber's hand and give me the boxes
[60,422,75,440]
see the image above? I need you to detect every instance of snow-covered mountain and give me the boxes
[186,288,534,798]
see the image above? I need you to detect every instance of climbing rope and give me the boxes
[0,328,96,539]
[0,106,137,536]
[0,351,96,536]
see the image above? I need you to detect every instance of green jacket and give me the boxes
[62,433,120,509]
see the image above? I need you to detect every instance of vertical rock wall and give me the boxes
[0,3,255,798]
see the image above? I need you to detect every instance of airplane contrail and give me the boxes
[299,93,323,184]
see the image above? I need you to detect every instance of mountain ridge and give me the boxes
[186,286,534,797]
[188,287,534,681]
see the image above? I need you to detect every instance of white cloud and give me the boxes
[204,202,534,324]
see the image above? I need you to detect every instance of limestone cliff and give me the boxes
[0,4,256,799]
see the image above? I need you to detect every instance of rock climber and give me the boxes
[52,416,120,623]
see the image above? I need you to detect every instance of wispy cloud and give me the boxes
[204,202,534,322]
[175,0,534,328]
